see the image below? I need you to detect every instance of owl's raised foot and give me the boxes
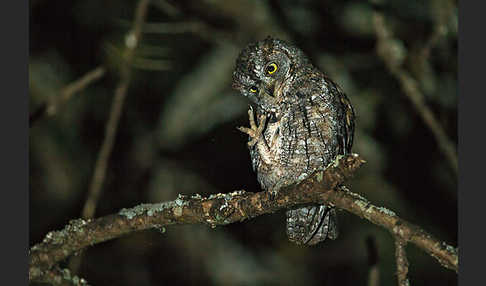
[237,107,267,147]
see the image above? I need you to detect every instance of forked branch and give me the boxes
[29,154,458,284]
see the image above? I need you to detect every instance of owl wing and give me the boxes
[290,77,355,170]
[314,77,355,156]
[336,88,355,155]
[285,80,354,245]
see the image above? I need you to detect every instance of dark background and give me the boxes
[29,0,457,285]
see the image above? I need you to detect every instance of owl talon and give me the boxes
[237,126,259,147]
[248,106,257,129]
[268,189,278,200]
[238,108,267,147]
[232,38,355,246]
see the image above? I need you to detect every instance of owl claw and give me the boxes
[237,107,267,147]
[248,106,256,129]
[268,188,278,199]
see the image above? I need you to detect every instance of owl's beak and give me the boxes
[259,82,282,99]
[259,86,274,98]
[273,80,286,99]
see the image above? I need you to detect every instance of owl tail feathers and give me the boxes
[286,204,338,245]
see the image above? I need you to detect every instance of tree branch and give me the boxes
[373,12,458,176]
[29,66,106,127]
[335,183,458,272]
[366,236,380,286]
[70,0,151,275]
[81,0,150,224]
[33,266,89,286]
[29,154,458,284]
[395,238,410,286]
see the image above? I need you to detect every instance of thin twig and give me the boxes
[152,0,290,45]
[419,0,455,61]
[395,238,410,286]
[29,66,106,127]
[373,12,458,175]
[70,0,151,274]
[81,0,150,225]
[29,154,458,284]
[152,0,181,18]
[366,236,380,286]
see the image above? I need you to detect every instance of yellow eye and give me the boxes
[249,86,258,93]
[266,63,278,75]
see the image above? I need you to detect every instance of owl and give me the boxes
[232,37,355,245]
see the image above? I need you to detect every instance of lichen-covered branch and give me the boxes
[29,154,361,282]
[332,184,458,272]
[395,238,410,286]
[29,154,458,284]
[33,266,89,286]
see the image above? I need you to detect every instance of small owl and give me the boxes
[232,37,355,245]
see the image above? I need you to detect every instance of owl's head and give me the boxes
[232,37,310,113]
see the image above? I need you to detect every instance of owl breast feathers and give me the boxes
[232,37,355,245]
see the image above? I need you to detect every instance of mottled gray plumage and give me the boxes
[232,37,355,245]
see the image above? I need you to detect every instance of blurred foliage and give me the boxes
[30,0,457,285]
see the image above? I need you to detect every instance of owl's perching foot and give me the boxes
[238,107,267,147]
